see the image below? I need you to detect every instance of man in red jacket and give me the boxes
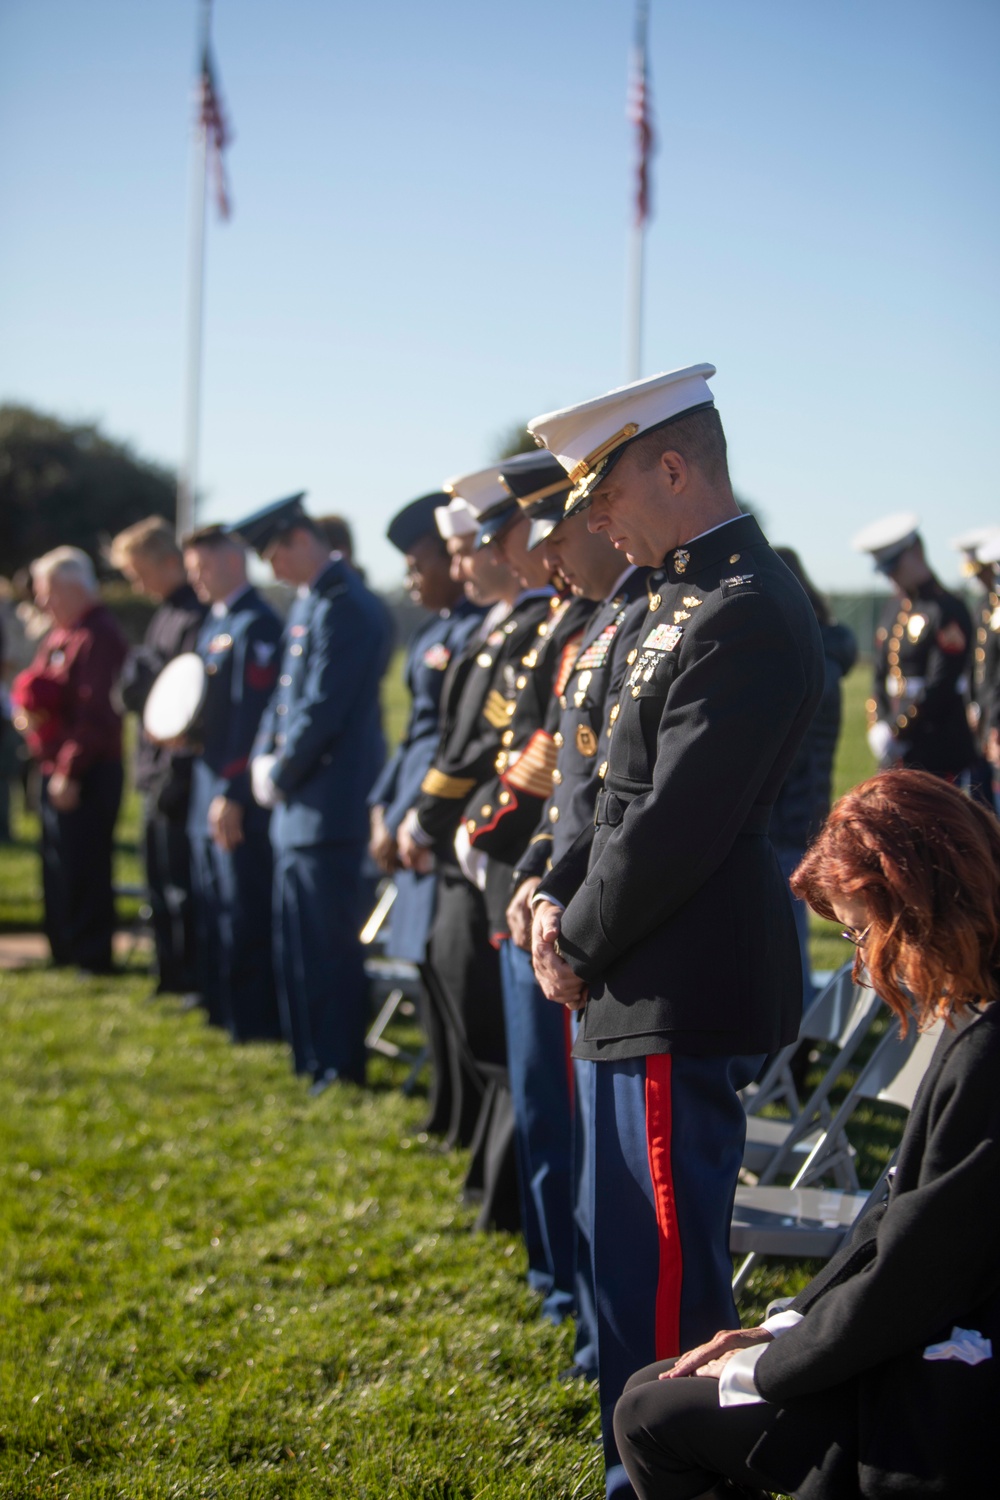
[12,547,127,973]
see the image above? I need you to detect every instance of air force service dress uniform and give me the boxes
[530,368,824,1500]
[367,493,485,963]
[238,498,392,1088]
[852,513,975,779]
[188,585,283,1040]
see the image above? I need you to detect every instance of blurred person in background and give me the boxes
[853,514,975,781]
[110,517,206,997]
[235,495,392,1094]
[181,526,283,1042]
[953,528,1000,811]
[11,547,127,974]
[770,548,857,1004]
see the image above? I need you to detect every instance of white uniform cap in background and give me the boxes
[950,526,994,556]
[434,498,477,540]
[851,511,921,572]
[444,452,556,520]
[975,530,1000,567]
[527,363,717,514]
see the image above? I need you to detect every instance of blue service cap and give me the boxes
[228,492,309,555]
[387,492,450,554]
[475,497,521,550]
[497,450,575,552]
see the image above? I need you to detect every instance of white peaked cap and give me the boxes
[527,364,717,507]
[444,452,555,518]
[950,526,994,555]
[975,529,1000,566]
[434,497,477,540]
[851,512,921,568]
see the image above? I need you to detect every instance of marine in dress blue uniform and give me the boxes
[528,368,825,1499]
[233,495,392,1092]
[367,492,484,964]
[183,526,283,1042]
[509,495,653,1379]
[853,513,975,781]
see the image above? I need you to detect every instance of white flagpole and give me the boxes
[625,0,651,383]
[177,0,213,541]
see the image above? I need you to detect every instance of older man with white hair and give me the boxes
[11,546,128,973]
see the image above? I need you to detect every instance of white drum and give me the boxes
[142,652,208,743]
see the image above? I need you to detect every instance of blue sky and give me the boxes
[1,0,997,592]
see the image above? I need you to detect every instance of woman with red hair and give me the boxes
[613,768,1000,1499]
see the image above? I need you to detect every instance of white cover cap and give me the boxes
[434,497,477,539]
[975,529,1000,567]
[851,512,921,570]
[527,363,717,509]
[444,452,556,519]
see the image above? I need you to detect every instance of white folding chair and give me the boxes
[732,1016,944,1296]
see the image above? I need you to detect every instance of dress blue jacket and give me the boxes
[368,598,485,836]
[253,557,391,849]
[188,586,282,839]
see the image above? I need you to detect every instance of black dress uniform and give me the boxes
[188,587,283,1040]
[971,581,1000,753]
[867,578,975,778]
[512,562,652,1374]
[463,585,595,1323]
[540,515,823,1499]
[411,587,555,1226]
[120,582,206,994]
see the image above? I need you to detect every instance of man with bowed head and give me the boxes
[528,365,824,1499]
[12,547,128,974]
[233,494,391,1095]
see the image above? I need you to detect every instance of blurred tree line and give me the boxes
[0,404,175,577]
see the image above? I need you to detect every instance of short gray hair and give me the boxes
[31,546,98,593]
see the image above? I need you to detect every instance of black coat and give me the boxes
[870,578,975,777]
[749,1002,1000,1498]
[542,514,825,1060]
[770,620,857,849]
[119,583,206,812]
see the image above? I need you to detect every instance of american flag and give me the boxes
[199,47,232,220]
[628,1,656,227]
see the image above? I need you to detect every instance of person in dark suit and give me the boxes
[180,526,283,1042]
[613,769,1000,1500]
[12,547,128,974]
[111,517,206,996]
[770,547,857,1006]
[528,366,825,1500]
[853,513,975,780]
[234,494,391,1094]
[367,491,484,962]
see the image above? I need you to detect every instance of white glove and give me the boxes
[453,822,488,891]
[250,753,283,808]
[867,720,898,766]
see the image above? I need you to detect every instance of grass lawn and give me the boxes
[0,657,903,1497]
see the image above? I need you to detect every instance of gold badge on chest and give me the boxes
[576,724,598,757]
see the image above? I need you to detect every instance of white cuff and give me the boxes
[718,1345,770,1407]
[250,754,282,808]
[453,823,488,890]
[402,808,434,849]
[531,890,565,911]
[761,1308,804,1337]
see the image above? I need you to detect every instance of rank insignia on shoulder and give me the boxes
[576,724,598,757]
[423,643,451,670]
[720,573,758,597]
[642,623,682,652]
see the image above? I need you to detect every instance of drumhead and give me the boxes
[142,652,208,741]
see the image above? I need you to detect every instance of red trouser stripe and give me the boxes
[645,1052,683,1359]
[562,1005,574,1111]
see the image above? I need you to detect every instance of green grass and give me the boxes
[0,654,895,1497]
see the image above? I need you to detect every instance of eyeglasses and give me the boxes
[841,923,872,948]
